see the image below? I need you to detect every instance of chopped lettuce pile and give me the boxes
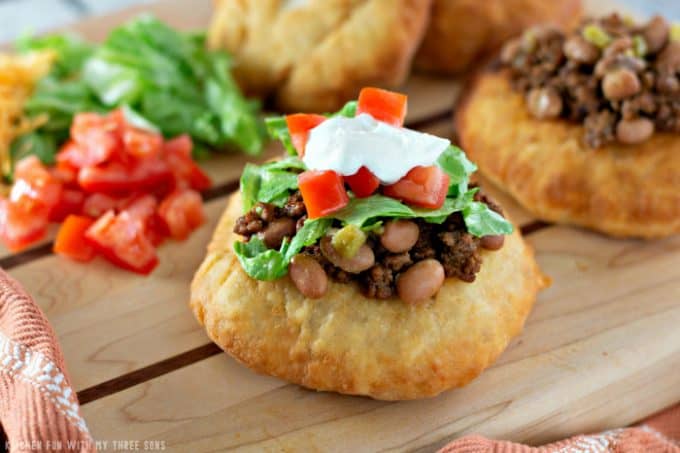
[235,102,513,281]
[12,15,264,174]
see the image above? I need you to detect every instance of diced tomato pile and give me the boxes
[0,109,211,274]
[289,87,449,219]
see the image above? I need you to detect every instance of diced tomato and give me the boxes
[56,141,85,169]
[85,210,158,275]
[356,87,408,127]
[122,128,163,158]
[49,189,85,222]
[383,165,450,209]
[157,190,206,240]
[82,193,121,218]
[164,135,211,191]
[285,114,326,156]
[344,166,380,198]
[122,194,157,224]
[0,198,49,251]
[12,156,62,209]
[78,158,174,195]
[163,133,192,155]
[0,109,209,271]
[298,170,349,219]
[51,159,79,188]
[146,214,170,246]
[69,113,120,167]
[53,215,96,262]
[0,157,62,250]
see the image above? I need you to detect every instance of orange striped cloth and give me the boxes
[0,269,94,452]
[439,405,680,453]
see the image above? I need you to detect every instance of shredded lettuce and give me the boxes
[437,145,477,197]
[239,157,306,211]
[329,192,473,228]
[16,33,93,78]
[13,15,265,172]
[234,218,332,280]
[462,201,514,236]
[265,116,296,156]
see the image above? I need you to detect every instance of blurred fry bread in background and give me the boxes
[415,0,583,75]
[208,0,432,112]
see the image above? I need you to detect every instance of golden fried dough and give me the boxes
[415,0,582,75]
[190,193,547,400]
[208,0,431,112]
[456,70,680,238]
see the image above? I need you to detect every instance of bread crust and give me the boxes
[414,0,582,75]
[208,0,431,112]
[190,192,547,400]
[456,70,680,238]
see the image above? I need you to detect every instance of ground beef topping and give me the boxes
[233,189,507,303]
[500,13,680,148]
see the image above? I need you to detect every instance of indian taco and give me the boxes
[414,0,582,75]
[456,14,680,238]
[191,88,547,400]
[207,0,431,113]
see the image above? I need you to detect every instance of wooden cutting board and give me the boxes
[3,0,678,451]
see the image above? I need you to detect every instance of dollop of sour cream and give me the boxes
[302,114,450,184]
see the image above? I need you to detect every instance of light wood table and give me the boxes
[2,0,678,451]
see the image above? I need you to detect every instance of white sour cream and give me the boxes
[303,114,450,184]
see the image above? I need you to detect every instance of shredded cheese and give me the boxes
[0,51,54,177]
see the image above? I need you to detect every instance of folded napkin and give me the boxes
[0,269,94,452]
[439,404,680,452]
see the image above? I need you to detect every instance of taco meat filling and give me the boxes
[234,186,506,301]
[500,13,679,148]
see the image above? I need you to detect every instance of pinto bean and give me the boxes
[642,15,670,54]
[563,36,600,64]
[320,236,374,273]
[255,202,276,222]
[289,254,328,299]
[480,234,505,251]
[380,220,419,253]
[616,118,655,144]
[604,36,633,58]
[657,41,680,70]
[526,87,563,119]
[258,217,296,249]
[396,259,445,305]
[602,68,641,100]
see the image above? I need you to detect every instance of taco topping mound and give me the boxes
[500,13,679,148]
[232,88,513,304]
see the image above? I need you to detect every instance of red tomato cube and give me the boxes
[158,190,206,240]
[54,215,96,262]
[85,210,159,275]
[69,113,120,167]
[344,166,380,198]
[163,135,211,191]
[357,87,408,127]
[285,114,326,156]
[0,198,49,251]
[12,156,63,209]
[123,128,163,158]
[298,170,349,219]
[383,165,450,209]
[49,189,85,222]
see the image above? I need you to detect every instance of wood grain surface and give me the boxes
[1,0,677,451]
[78,229,680,451]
